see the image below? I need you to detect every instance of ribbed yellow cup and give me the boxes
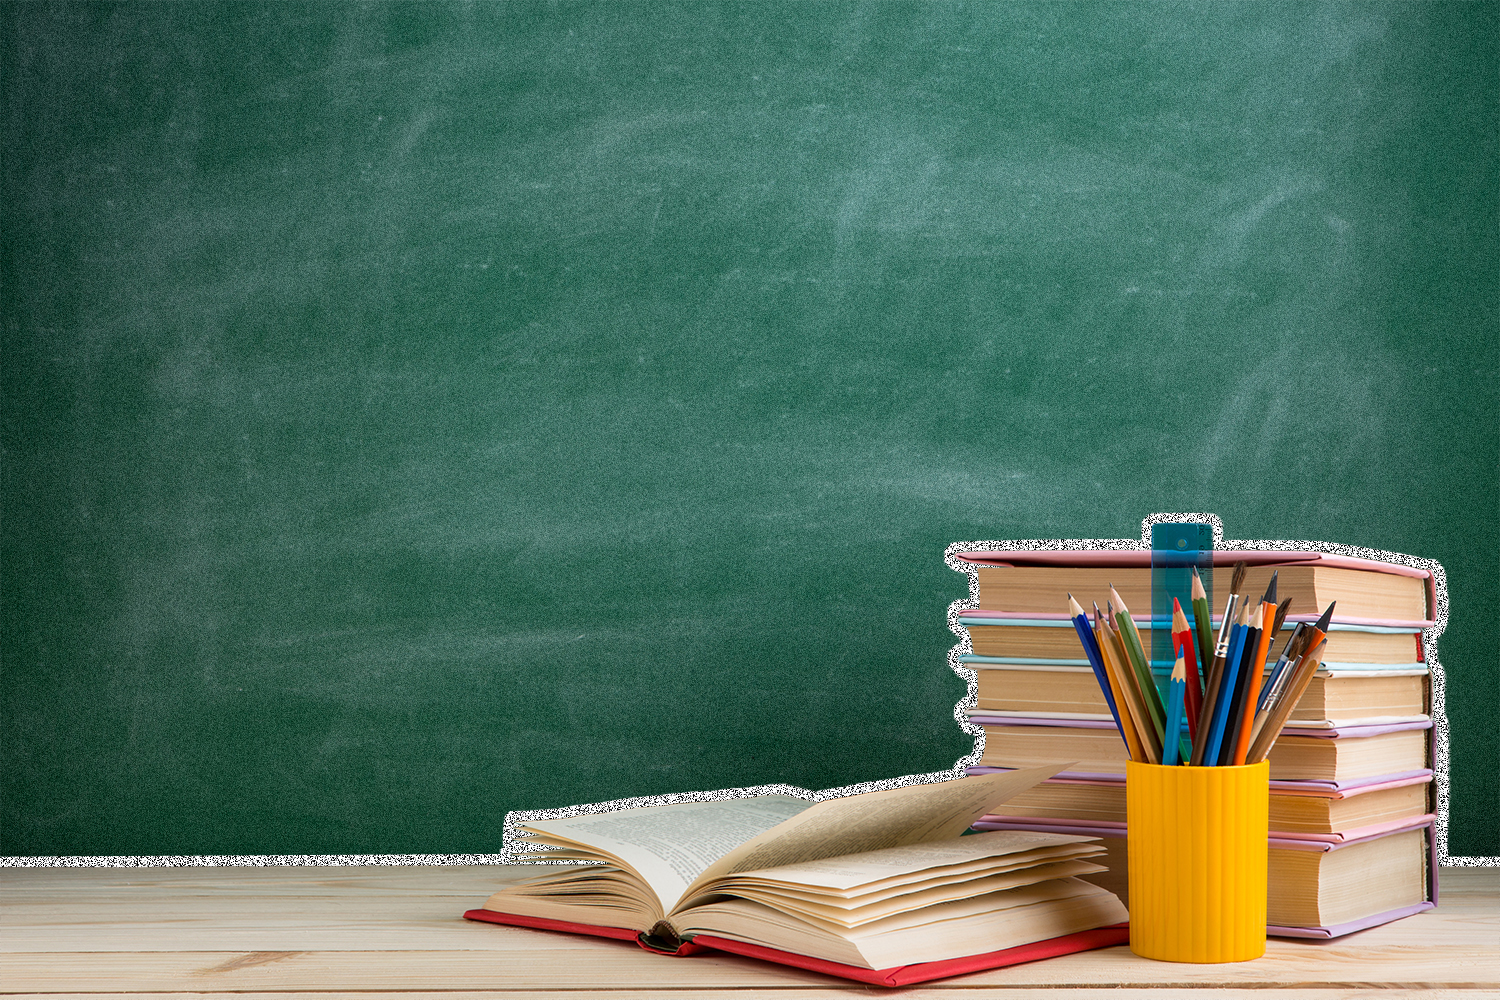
[1126,760,1268,963]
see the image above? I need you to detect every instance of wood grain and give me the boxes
[1,866,1495,994]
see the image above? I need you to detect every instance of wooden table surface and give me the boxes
[2,864,1496,998]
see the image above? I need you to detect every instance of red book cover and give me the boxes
[462,907,1129,987]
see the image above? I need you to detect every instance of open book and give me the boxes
[468,765,1128,979]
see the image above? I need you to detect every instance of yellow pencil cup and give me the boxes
[1126,759,1269,963]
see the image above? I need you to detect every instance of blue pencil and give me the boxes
[1067,594,1125,740]
[1162,647,1187,766]
[1203,607,1249,767]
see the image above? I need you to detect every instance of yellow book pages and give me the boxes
[1267,729,1428,781]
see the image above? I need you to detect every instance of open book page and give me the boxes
[845,877,1116,935]
[674,763,1072,911]
[674,879,1126,969]
[714,858,1107,927]
[483,863,664,930]
[517,794,812,917]
[498,863,662,913]
[706,830,1101,894]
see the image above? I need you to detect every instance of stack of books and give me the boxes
[954,549,1438,938]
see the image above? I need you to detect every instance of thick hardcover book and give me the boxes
[971,815,1437,939]
[957,612,1426,665]
[971,767,1431,834]
[461,907,1129,987]
[961,655,1428,727]
[972,715,1431,781]
[952,549,1436,626]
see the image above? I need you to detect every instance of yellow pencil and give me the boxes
[1101,611,1161,764]
[1093,610,1147,763]
[1109,585,1166,741]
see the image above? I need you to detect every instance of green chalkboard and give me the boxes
[3,2,1496,859]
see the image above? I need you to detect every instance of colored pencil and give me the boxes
[1247,636,1329,765]
[1190,567,1214,687]
[1190,562,1247,766]
[1281,602,1335,705]
[1161,648,1187,766]
[1109,585,1166,743]
[1217,601,1259,766]
[1304,601,1335,653]
[1094,607,1151,764]
[1232,573,1278,765]
[1099,604,1160,764]
[1171,597,1203,741]
[1068,594,1124,739]
[1203,601,1250,767]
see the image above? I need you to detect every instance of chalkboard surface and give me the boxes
[4,3,1495,858]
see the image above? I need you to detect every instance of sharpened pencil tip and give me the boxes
[1315,602,1335,631]
[1263,571,1278,606]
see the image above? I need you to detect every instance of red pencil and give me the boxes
[1171,597,1203,742]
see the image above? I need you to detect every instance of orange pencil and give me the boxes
[1092,609,1146,763]
[1233,573,1278,765]
[1099,606,1161,764]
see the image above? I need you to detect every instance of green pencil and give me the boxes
[1190,567,1214,692]
[1110,585,1166,742]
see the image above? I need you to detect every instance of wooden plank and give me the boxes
[5,897,1478,960]
[1,949,823,991]
[0,865,531,896]
[1,867,1494,992]
[0,911,562,952]
[4,937,1496,993]
[4,870,1493,956]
